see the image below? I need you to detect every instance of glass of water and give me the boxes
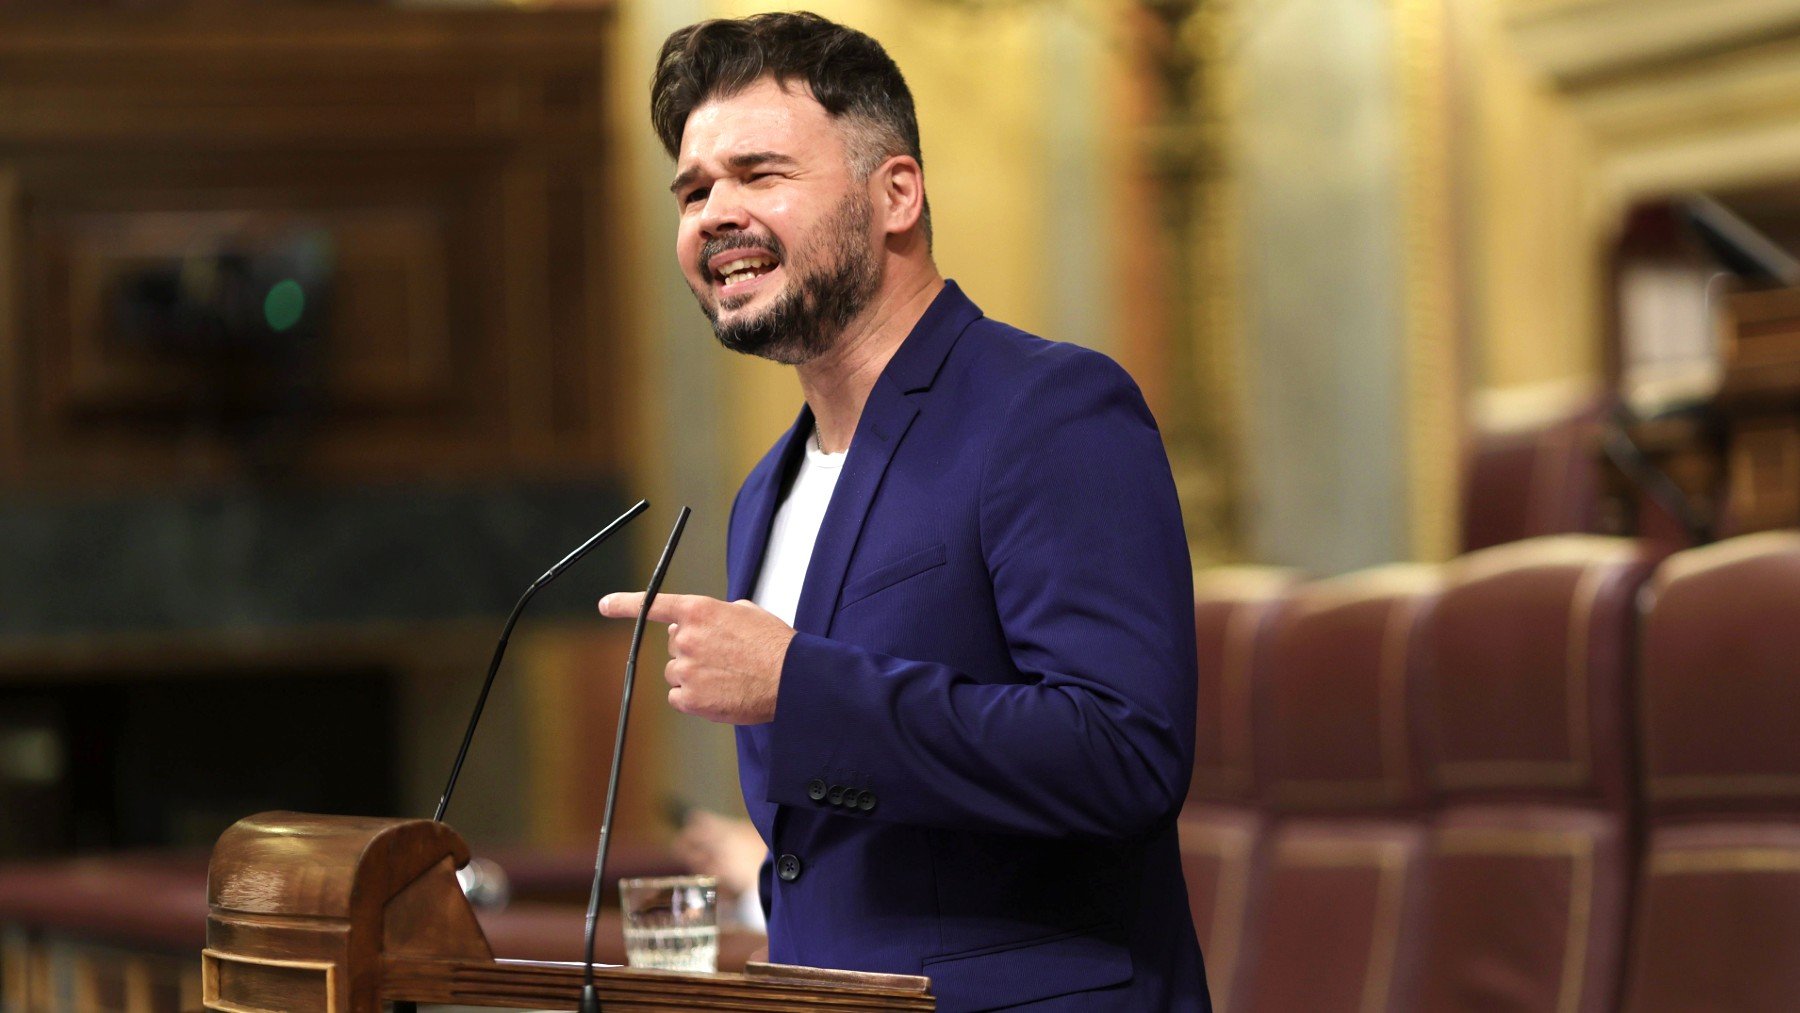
[619,874,719,972]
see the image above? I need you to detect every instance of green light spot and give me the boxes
[264,279,306,333]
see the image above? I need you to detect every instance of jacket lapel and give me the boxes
[789,281,984,636]
[790,378,919,636]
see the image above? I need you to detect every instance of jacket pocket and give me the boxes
[839,542,947,610]
[922,923,1132,1011]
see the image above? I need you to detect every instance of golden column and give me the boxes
[1137,0,1247,565]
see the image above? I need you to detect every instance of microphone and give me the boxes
[432,498,649,823]
[582,506,691,1013]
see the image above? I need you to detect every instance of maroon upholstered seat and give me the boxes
[1242,820,1426,1013]
[1190,567,1298,807]
[1235,566,1438,1013]
[1413,536,1658,1013]
[1418,807,1631,1011]
[1623,532,1800,1012]
[478,841,686,904]
[1260,567,1436,816]
[1181,566,1295,1013]
[1461,393,1603,552]
[1178,806,1263,1013]
[0,851,211,954]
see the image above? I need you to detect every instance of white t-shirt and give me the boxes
[750,433,845,625]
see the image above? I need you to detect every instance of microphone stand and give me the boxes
[433,498,649,823]
[581,506,691,1013]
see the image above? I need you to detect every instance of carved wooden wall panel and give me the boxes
[0,7,621,487]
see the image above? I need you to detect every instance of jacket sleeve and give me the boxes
[764,351,1198,840]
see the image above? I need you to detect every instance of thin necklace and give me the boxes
[812,422,843,455]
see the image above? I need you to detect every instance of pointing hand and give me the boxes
[598,592,794,725]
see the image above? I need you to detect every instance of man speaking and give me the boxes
[599,12,1209,1010]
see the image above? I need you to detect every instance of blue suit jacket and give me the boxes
[728,283,1209,1012]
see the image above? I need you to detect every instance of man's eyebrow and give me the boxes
[668,151,798,195]
[728,151,798,171]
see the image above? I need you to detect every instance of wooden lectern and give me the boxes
[204,812,933,1011]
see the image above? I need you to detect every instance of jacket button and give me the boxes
[806,779,826,801]
[827,784,846,806]
[776,853,802,882]
[856,790,877,812]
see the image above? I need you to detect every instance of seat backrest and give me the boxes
[1184,567,1295,1012]
[1422,536,1653,809]
[1413,536,1658,1013]
[1190,567,1298,806]
[1237,567,1438,1013]
[1178,806,1264,1013]
[1462,390,1603,553]
[1261,566,1437,816]
[1624,532,1800,1012]
[1637,531,1800,819]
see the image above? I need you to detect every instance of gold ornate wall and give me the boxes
[1455,0,1605,392]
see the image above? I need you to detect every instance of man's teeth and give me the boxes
[720,256,776,285]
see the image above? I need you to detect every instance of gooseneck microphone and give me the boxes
[581,506,691,1013]
[432,498,649,823]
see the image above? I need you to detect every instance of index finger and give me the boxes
[598,591,704,624]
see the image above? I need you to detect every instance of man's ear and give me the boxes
[874,155,925,236]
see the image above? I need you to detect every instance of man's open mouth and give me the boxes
[720,256,776,285]
[709,249,782,292]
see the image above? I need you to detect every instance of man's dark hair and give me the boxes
[651,12,930,238]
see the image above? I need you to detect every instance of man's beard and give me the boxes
[694,190,882,365]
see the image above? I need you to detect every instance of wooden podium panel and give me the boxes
[205,812,933,1012]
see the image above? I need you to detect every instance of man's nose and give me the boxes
[698,181,750,236]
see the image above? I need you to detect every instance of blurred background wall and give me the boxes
[3,0,1799,865]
